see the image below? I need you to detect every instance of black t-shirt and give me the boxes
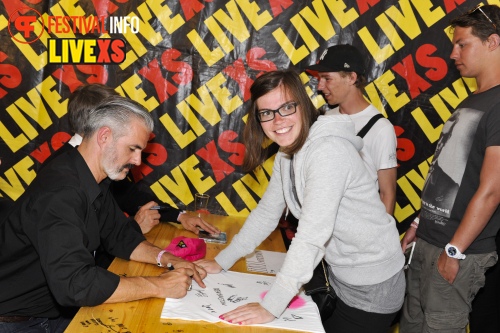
[418,85,500,253]
[0,149,145,317]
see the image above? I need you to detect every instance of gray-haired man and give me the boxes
[0,96,207,332]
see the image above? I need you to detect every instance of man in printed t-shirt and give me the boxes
[400,5,500,332]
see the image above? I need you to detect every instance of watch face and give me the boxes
[448,247,457,256]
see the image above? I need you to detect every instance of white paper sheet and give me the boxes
[161,271,325,333]
[245,250,287,274]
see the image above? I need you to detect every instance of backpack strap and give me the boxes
[356,113,384,138]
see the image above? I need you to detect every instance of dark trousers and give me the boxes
[323,297,398,333]
[470,232,500,333]
[0,316,71,333]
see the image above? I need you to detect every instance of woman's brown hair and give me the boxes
[242,70,319,172]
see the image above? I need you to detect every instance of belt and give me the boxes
[0,316,31,323]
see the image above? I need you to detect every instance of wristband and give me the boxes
[413,217,419,225]
[177,210,187,222]
[410,221,419,229]
[156,250,167,267]
[157,250,175,270]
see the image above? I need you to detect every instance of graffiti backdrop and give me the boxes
[0,0,488,233]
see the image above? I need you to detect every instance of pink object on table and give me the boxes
[165,236,206,261]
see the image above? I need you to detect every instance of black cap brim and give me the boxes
[305,64,337,72]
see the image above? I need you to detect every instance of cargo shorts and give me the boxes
[400,238,497,333]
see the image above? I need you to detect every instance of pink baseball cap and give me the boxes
[164,236,206,261]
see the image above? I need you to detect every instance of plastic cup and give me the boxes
[194,193,209,216]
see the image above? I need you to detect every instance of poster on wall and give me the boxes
[0,0,483,233]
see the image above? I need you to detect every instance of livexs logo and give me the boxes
[47,38,126,64]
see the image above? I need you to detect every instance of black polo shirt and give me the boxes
[0,148,145,317]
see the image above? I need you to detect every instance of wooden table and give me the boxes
[65,213,308,333]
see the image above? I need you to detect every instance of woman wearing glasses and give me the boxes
[196,70,405,332]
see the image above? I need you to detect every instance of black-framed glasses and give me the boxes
[257,102,298,122]
[467,4,496,30]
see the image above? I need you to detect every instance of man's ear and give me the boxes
[488,33,500,51]
[347,72,358,85]
[96,126,112,148]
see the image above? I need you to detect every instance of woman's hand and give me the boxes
[194,259,223,274]
[219,303,275,325]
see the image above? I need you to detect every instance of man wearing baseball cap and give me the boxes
[306,44,398,216]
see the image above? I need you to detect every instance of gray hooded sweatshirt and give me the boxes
[216,115,404,317]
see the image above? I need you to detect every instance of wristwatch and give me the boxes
[445,243,466,260]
